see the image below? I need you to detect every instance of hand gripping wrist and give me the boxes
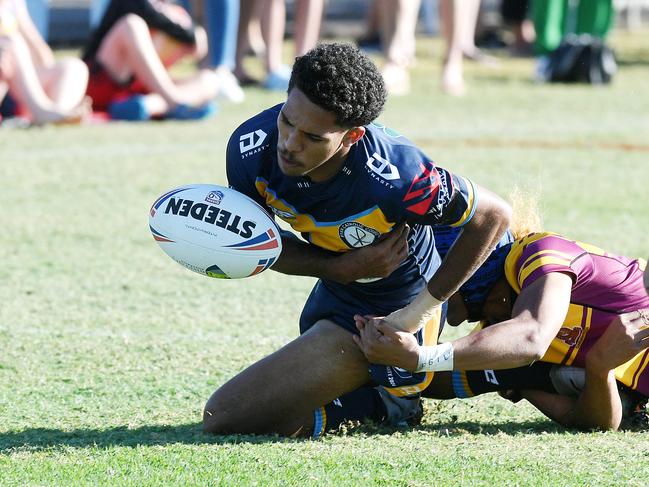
[415,342,454,372]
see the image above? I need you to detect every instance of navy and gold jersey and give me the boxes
[226,104,478,308]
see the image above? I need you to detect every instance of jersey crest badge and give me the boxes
[339,222,380,248]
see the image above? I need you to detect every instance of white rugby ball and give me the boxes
[149,184,282,279]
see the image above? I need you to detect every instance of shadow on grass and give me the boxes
[419,418,564,436]
[2,419,566,452]
[617,57,649,67]
[326,418,564,439]
[0,423,299,452]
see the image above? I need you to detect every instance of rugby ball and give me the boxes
[149,184,282,279]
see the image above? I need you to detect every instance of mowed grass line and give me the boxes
[1,32,649,485]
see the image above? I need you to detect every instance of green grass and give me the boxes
[2,32,649,485]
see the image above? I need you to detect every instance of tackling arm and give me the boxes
[450,273,572,370]
[354,272,572,370]
[381,185,512,333]
[271,223,410,283]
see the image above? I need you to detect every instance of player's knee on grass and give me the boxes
[202,388,240,434]
[203,320,370,435]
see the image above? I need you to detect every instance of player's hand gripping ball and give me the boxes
[149,184,282,279]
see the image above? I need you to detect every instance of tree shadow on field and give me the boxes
[0,423,305,452]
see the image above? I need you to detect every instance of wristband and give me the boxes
[415,342,454,372]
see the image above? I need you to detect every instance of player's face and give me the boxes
[277,88,365,182]
[481,279,515,325]
[446,293,468,326]
[445,278,514,326]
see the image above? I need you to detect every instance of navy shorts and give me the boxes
[299,280,447,397]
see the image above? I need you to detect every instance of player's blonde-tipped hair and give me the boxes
[508,186,543,239]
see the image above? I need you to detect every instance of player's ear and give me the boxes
[343,126,365,147]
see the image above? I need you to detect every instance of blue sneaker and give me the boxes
[109,95,150,121]
[166,101,217,121]
[263,65,291,91]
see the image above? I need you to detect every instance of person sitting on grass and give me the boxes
[354,223,649,431]
[82,0,219,121]
[0,0,89,125]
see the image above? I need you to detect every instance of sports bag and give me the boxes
[546,33,617,84]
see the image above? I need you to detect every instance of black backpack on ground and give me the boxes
[546,33,617,84]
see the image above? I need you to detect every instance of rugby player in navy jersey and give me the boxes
[203,43,511,437]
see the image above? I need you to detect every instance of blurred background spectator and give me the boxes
[183,0,245,103]
[379,0,421,96]
[234,0,323,91]
[2,0,648,126]
[500,0,534,56]
[82,0,218,121]
[532,0,614,56]
[0,0,89,125]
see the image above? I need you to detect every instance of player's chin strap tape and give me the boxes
[415,342,454,372]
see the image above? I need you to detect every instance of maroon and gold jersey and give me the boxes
[504,232,649,395]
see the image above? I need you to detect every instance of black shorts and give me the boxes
[299,279,447,397]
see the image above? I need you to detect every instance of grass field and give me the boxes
[2,31,649,485]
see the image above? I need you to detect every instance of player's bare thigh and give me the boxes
[203,319,370,436]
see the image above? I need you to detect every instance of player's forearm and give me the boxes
[385,191,511,333]
[561,367,622,431]
[522,373,621,431]
[271,237,340,281]
[521,390,577,425]
[426,188,511,301]
[450,318,551,370]
[410,275,570,373]
[375,316,552,371]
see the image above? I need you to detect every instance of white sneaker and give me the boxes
[381,63,411,96]
[214,67,245,103]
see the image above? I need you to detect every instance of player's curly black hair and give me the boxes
[288,43,387,128]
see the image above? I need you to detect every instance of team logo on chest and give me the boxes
[366,152,400,181]
[339,222,380,248]
[239,129,269,158]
